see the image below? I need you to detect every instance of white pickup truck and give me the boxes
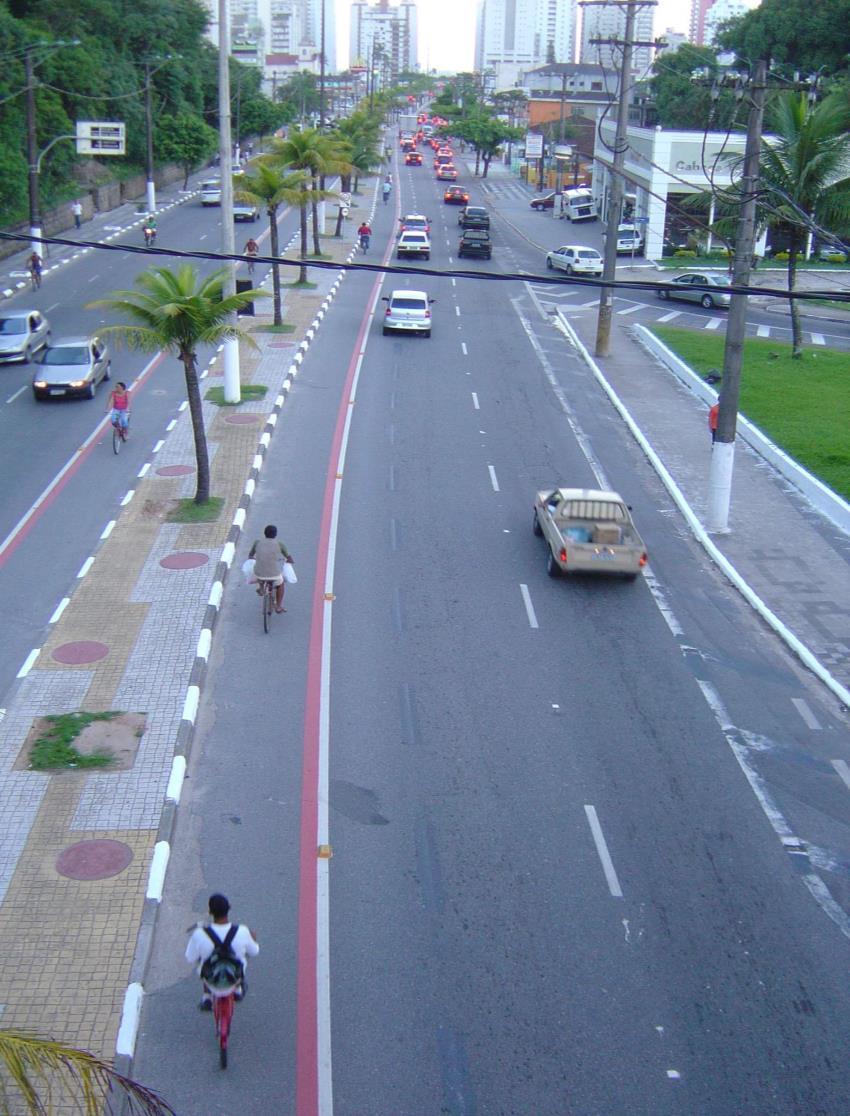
[532,487,647,580]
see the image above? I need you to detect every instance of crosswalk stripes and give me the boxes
[656,310,681,322]
[705,318,723,330]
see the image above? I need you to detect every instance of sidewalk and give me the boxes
[0,207,366,1098]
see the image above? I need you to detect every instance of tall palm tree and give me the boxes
[0,1030,174,1115]
[235,163,310,325]
[759,91,850,357]
[269,131,343,258]
[90,266,262,503]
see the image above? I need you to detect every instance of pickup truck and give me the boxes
[532,487,647,579]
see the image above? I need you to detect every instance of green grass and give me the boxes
[167,496,225,523]
[251,323,295,334]
[284,279,317,289]
[30,712,119,770]
[655,255,850,269]
[204,384,268,405]
[653,328,850,500]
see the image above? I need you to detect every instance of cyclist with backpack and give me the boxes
[185,893,259,1010]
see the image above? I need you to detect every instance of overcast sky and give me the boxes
[334,0,696,75]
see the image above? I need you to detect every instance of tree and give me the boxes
[0,1030,175,1115]
[649,44,740,130]
[90,267,262,502]
[235,163,310,325]
[154,112,219,189]
[275,71,320,125]
[718,0,850,80]
[270,130,340,262]
[451,112,524,178]
[758,90,850,357]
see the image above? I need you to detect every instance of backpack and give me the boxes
[200,925,243,990]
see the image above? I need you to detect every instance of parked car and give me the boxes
[233,202,260,222]
[397,230,431,260]
[458,230,492,260]
[458,206,490,230]
[405,151,423,166]
[32,335,110,400]
[533,487,648,580]
[545,245,603,276]
[443,186,470,205]
[381,290,434,337]
[657,273,732,308]
[615,225,644,254]
[0,310,51,363]
[530,192,557,211]
[200,180,222,206]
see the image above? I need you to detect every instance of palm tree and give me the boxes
[759,91,850,357]
[235,163,310,325]
[90,266,262,503]
[335,113,382,192]
[0,1030,175,1115]
[269,130,344,258]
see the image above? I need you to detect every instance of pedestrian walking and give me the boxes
[708,402,719,445]
[72,200,82,229]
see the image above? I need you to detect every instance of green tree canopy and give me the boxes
[649,44,741,130]
[154,111,218,188]
[717,0,850,78]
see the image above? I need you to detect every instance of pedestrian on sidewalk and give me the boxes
[708,402,720,445]
[72,200,82,229]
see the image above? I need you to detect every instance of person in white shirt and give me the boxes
[185,893,259,1010]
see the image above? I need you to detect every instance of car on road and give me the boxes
[200,180,222,206]
[530,192,557,211]
[0,310,51,363]
[404,151,423,166]
[436,164,458,181]
[381,290,434,337]
[399,214,431,236]
[32,335,110,400]
[545,245,603,276]
[533,487,648,580]
[397,230,431,260]
[443,186,469,205]
[615,225,644,254]
[657,272,732,308]
[458,230,492,260]
[233,202,260,222]
[458,206,490,230]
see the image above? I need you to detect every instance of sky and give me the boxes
[334,0,696,76]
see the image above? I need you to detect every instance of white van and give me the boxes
[561,188,598,222]
[200,180,222,206]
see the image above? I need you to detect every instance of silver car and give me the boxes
[658,273,732,308]
[32,335,111,400]
[546,245,603,276]
[381,290,434,337]
[233,202,259,222]
[0,310,51,363]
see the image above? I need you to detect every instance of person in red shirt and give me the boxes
[357,222,372,252]
[708,402,720,444]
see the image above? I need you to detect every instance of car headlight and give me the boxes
[33,380,47,388]
[69,380,87,388]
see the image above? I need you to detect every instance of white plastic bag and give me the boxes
[242,558,256,585]
[282,562,297,584]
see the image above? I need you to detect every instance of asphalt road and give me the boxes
[133,154,850,1114]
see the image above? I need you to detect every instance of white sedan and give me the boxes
[545,245,603,276]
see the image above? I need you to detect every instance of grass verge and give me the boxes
[251,323,296,334]
[30,712,118,770]
[205,384,268,405]
[284,279,318,289]
[167,496,225,523]
[652,327,850,500]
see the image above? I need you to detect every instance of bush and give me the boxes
[772,250,790,261]
[674,249,697,258]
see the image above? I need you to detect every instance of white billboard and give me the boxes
[76,122,126,156]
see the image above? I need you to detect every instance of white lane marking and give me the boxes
[6,385,27,404]
[667,1070,681,1080]
[199,234,207,241]
[455,305,460,317]
[178,400,188,412]
[791,698,821,730]
[100,520,116,540]
[487,465,500,492]
[49,598,70,624]
[137,462,150,478]
[471,392,479,410]
[830,759,850,791]
[519,583,539,629]
[704,317,722,330]
[77,556,94,578]
[756,324,770,337]
[811,332,825,346]
[461,341,467,355]
[451,277,456,287]
[166,419,177,431]
[153,439,164,453]
[584,805,623,898]
[641,568,684,637]
[121,490,135,506]
[17,649,39,678]
[656,310,681,322]
[616,303,645,316]
[577,300,600,308]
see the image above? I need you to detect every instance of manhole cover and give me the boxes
[56,839,133,880]
[159,552,209,570]
[156,465,195,477]
[52,641,109,665]
[224,413,261,424]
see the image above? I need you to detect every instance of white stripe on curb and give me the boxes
[146,841,170,901]
[196,629,212,660]
[166,755,187,803]
[115,983,144,1057]
[182,686,200,724]
[209,581,223,608]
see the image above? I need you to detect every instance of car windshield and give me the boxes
[391,298,426,310]
[0,318,26,335]
[42,346,88,365]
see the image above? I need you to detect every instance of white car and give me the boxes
[200,180,222,206]
[546,245,603,276]
[381,290,434,336]
[0,310,51,363]
[397,231,431,260]
[616,225,644,254]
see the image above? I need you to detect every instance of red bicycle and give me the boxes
[212,989,236,1068]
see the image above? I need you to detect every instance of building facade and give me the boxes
[579,2,655,78]
[349,0,418,81]
[475,0,579,90]
[200,0,335,81]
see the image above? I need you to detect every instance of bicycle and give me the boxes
[258,576,276,633]
[212,988,236,1068]
[111,413,130,454]
[29,265,42,290]
[245,252,258,276]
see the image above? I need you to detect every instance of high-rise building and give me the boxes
[199,0,335,75]
[690,0,754,46]
[349,0,418,80]
[688,0,714,45]
[475,0,578,90]
[580,2,655,78]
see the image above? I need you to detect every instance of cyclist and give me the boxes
[106,381,130,436]
[185,893,259,1011]
[28,252,42,290]
[357,221,372,252]
[244,236,260,275]
[143,215,157,247]
[248,524,292,614]
[382,179,391,204]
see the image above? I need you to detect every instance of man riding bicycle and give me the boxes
[248,524,292,613]
[185,893,259,1011]
[382,179,391,204]
[244,237,260,274]
[28,252,42,289]
[357,222,372,252]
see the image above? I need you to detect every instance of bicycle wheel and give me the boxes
[263,583,272,633]
[112,425,121,455]
[213,993,233,1069]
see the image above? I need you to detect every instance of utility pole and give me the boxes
[218,0,240,404]
[24,46,42,257]
[588,0,655,357]
[707,58,768,532]
[143,62,156,214]
[319,0,326,130]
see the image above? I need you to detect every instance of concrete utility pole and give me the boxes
[319,0,326,131]
[218,0,241,403]
[143,62,156,214]
[24,47,42,256]
[707,58,768,532]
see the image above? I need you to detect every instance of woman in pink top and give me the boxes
[107,381,130,432]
